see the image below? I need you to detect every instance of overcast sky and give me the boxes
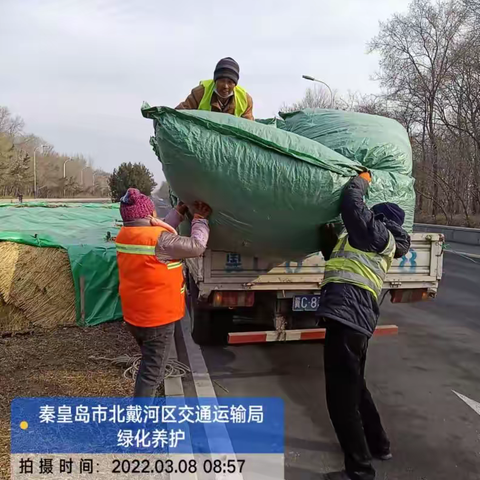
[0,0,408,182]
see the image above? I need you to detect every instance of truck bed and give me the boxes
[186,233,444,297]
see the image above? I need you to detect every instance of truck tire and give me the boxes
[186,273,233,345]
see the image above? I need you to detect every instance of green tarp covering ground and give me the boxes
[0,203,122,326]
[143,105,415,259]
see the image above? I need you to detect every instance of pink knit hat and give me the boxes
[120,188,155,222]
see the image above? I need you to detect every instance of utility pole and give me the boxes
[63,158,72,197]
[81,167,89,186]
[33,145,45,199]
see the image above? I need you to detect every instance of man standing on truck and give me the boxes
[116,188,211,398]
[176,57,254,120]
[318,173,411,480]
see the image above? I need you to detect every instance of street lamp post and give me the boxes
[63,158,72,179]
[63,158,72,197]
[302,75,334,108]
[81,167,89,186]
[33,145,45,199]
[92,172,96,189]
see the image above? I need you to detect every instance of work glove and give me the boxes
[359,171,372,182]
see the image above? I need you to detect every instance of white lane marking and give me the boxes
[445,250,480,262]
[453,391,480,416]
[165,326,198,480]
[180,313,245,480]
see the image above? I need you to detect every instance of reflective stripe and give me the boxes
[322,270,381,298]
[331,251,388,281]
[322,230,396,299]
[380,231,396,256]
[116,243,156,255]
[167,261,183,270]
[180,285,186,294]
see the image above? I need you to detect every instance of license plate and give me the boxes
[292,295,321,312]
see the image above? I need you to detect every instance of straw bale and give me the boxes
[0,242,76,334]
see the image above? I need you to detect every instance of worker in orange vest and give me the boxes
[116,188,211,398]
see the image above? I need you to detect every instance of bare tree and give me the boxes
[281,86,341,112]
[0,105,110,199]
[369,0,472,219]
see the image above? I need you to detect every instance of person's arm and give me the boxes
[155,218,210,261]
[163,203,188,230]
[383,220,411,258]
[176,85,204,110]
[341,174,390,253]
[155,202,212,261]
[241,94,254,120]
[319,224,339,261]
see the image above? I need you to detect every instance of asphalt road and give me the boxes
[185,250,480,479]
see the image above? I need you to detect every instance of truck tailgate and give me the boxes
[186,232,443,293]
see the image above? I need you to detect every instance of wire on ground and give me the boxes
[89,355,190,381]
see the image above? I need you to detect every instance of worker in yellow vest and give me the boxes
[318,173,411,480]
[176,57,254,120]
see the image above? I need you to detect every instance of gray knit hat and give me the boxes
[214,57,240,84]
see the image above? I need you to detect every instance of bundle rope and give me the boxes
[89,355,190,381]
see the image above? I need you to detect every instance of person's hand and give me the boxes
[175,201,189,216]
[359,171,372,183]
[148,216,164,226]
[190,201,212,219]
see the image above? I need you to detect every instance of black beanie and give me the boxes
[214,57,240,85]
[372,202,406,226]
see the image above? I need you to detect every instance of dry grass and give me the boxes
[0,243,76,334]
[0,322,138,480]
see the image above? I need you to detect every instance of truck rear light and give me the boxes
[212,291,255,308]
[390,288,431,304]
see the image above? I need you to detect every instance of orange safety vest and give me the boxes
[115,223,185,327]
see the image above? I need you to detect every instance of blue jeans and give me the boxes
[126,321,175,398]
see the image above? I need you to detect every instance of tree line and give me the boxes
[0,106,110,199]
[286,0,480,227]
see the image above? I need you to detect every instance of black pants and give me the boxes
[126,322,175,398]
[324,321,390,480]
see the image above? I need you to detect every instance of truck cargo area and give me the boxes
[185,233,444,345]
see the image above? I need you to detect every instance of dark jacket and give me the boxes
[317,176,411,336]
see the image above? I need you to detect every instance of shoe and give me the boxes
[323,471,352,480]
[373,451,392,461]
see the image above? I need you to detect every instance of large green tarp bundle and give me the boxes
[143,106,415,259]
[0,203,122,326]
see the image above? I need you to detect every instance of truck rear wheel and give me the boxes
[189,303,233,346]
[186,273,232,345]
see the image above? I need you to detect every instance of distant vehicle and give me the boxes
[152,195,170,218]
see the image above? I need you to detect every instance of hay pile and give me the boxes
[0,242,76,335]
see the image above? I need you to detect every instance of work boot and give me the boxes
[323,471,352,480]
[371,449,393,461]
[374,452,392,461]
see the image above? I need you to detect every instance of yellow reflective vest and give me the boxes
[322,231,396,300]
[198,79,248,117]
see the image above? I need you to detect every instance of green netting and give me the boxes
[142,105,415,259]
[0,203,122,326]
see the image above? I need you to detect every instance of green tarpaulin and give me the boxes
[0,203,122,326]
[142,105,415,259]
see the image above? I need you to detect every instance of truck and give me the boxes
[185,232,444,345]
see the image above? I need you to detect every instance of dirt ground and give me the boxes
[0,321,138,480]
